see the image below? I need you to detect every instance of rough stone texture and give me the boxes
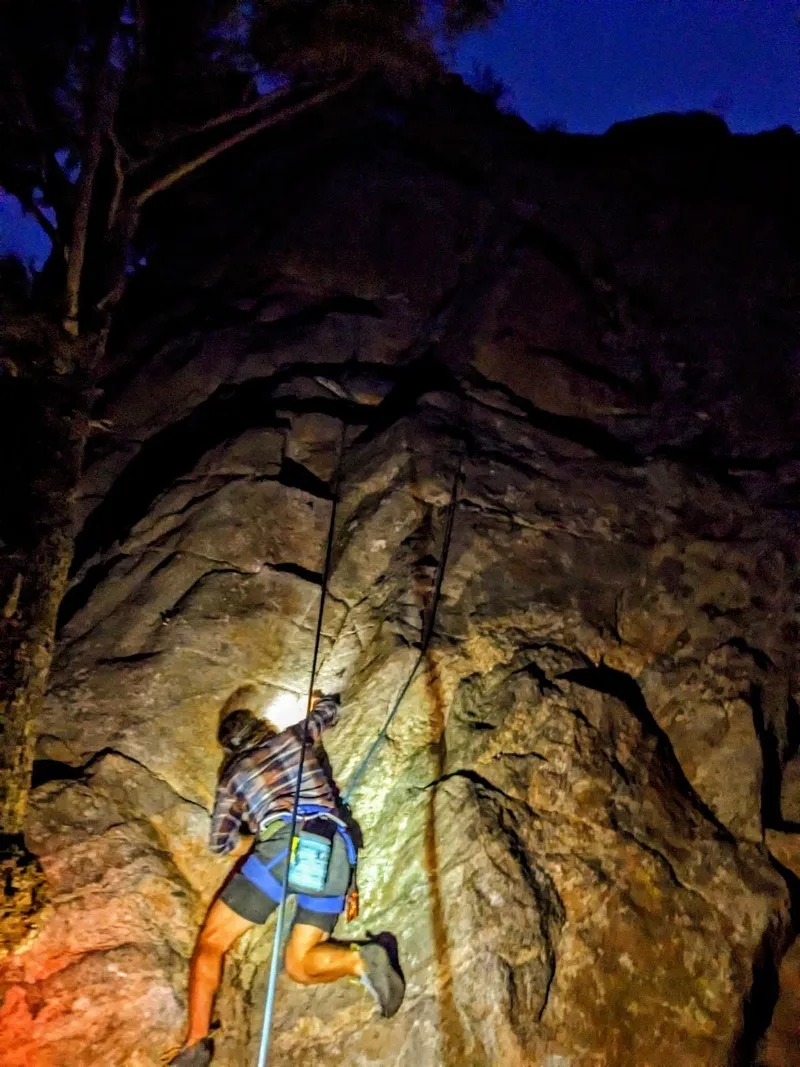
[780,758,800,825]
[757,934,800,1067]
[765,830,800,879]
[1,83,799,1066]
[0,845,50,963]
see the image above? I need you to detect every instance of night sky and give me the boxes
[1,0,797,266]
[454,0,798,133]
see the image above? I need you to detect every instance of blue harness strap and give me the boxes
[241,851,345,914]
[241,805,356,914]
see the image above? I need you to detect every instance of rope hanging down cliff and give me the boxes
[255,423,345,1067]
[342,445,463,805]
[256,435,464,1067]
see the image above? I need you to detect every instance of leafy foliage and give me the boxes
[466,61,511,108]
[1,0,504,294]
[441,0,504,35]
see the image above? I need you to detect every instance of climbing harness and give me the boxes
[242,804,358,912]
[255,419,464,1067]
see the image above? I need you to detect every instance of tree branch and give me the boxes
[129,83,295,172]
[134,0,146,63]
[62,5,125,337]
[29,202,59,244]
[188,80,293,132]
[107,129,127,229]
[133,73,363,207]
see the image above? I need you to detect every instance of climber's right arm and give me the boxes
[306,693,341,742]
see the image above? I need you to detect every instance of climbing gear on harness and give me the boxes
[257,819,287,844]
[241,844,345,916]
[241,804,358,912]
[359,942,406,1018]
[342,445,464,806]
[253,806,357,865]
[257,805,350,841]
[345,886,360,922]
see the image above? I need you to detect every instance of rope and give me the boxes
[342,445,463,805]
[254,431,463,1066]
[256,424,345,1067]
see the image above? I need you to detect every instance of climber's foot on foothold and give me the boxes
[166,1038,213,1066]
[359,942,405,1018]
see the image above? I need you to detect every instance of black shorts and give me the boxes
[221,822,353,934]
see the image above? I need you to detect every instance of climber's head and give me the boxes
[217,685,276,753]
[218,708,262,752]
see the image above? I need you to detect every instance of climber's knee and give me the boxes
[284,924,329,985]
[284,950,315,985]
[196,899,253,958]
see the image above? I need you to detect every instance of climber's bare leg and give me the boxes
[184,899,254,1048]
[284,922,364,985]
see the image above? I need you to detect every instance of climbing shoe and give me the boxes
[167,1038,213,1066]
[359,942,405,1018]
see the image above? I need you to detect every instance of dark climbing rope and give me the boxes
[342,444,464,805]
[256,423,346,1067]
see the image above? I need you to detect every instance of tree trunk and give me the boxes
[0,531,77,833]
[0,343,89,953]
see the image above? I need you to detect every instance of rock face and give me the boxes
[1,83,799,1066]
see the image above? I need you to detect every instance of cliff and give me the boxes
[1,79,798,1067]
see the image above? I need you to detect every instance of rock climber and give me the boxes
[167,689,405,1067]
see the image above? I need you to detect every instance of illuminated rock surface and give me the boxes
[1,85,798,1066]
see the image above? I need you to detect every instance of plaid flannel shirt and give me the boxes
[209,697,340,855]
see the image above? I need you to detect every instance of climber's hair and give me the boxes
[217,685,277,753]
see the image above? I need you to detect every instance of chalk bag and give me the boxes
[289,830,333,893]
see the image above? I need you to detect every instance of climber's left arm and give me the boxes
[226,833,254,861]
[209,775,246,855]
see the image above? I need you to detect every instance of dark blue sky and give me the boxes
[2,0,797,266]
[454,0,798,133]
